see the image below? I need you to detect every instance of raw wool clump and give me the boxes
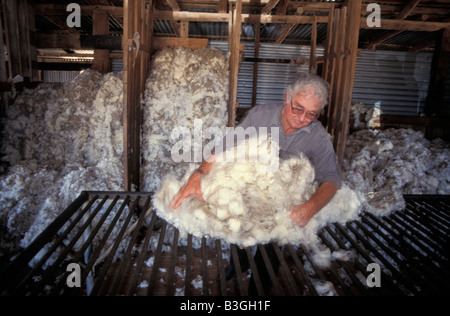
[350,102,380,130]
[343,127,450,216]
[141,47,229,193]
[153,136,362,266]
[0,70,124,251]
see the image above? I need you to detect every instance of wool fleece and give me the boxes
[153,137,362,265]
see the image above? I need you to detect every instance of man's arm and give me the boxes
[169,154,216,209]
[289,181,338,226]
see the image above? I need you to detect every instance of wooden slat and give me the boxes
[152,37,208,51]
[325,0,362,166]
[309,13,317,73]
[251,22,260,108]
[261,0,280,15]
[359,17,449,32]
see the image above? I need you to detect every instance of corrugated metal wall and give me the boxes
[210,42,433,116]
[352,50,433,116]
[42,70,81,83]
[46,42,435,117]
[209,41,324,109]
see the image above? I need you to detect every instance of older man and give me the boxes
[170,73,341,225]
[170,73,341,294]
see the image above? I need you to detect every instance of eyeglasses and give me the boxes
[290,101,320,120]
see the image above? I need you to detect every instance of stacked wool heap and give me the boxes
[343,125,450,216]
[153,136,361,256]
[0,70,124,250]
[141,47,229,193]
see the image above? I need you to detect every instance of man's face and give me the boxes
[283,91,322,131]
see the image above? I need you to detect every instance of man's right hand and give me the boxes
[169,171,205,209]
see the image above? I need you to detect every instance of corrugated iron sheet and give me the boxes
[42,70,81,83]
[41,40,434,117]
[210,41,325,108]
[352,50,433,116]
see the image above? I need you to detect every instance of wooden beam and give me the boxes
[276,0,288,15]
[152,37,207,51]
[154,10,229,22]
[275,7,303,44]
[396,0,422,20]
[261,0,280,15]
[35,33,81,49]
[155,9,449,31]
[409,38,437,52]
[360,18,449,32]
[33,4,450,32]
[154,9,328,23]
[367,0,421,49]
[165,0,181,11]
[91,10,110,73]
[33,4,124,17]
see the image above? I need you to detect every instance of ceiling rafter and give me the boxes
[30,1,450,53]
[367,0,423,50]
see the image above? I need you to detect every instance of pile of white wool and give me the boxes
[343,106,450,216]
[0,70,124,250]
[141,47,229,192]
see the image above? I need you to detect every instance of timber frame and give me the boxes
[1,0,450,190]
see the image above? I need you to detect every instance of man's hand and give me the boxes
[289,181,339,227]
[289,203,315,227]
[169,171,204,209]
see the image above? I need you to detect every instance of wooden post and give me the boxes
[228,0,242,127]
[92,10,110,73]
[323,4,335,83]
[325,0,362,166]
[180,22,189,38]
[2,0,36,80]
[0,11,7,116]
[336,0,361,166]
[123,0,153,191]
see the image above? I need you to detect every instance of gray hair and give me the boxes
[286,73,330,109]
